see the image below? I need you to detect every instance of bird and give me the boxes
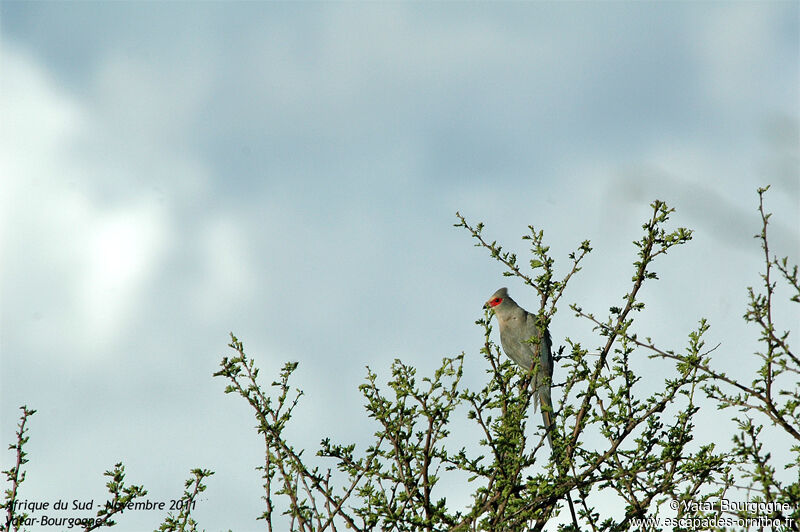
[484,287,580,527]
[484,287,554,448]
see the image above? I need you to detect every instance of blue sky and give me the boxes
[1,2,798,530]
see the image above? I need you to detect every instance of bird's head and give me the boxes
[483,287,509,311]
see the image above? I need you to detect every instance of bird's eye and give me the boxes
[491,298,503,306]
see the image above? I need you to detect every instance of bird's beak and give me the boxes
[482,302,489,310]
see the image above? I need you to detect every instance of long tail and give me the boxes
[539,385,554,449]
[540,389,579,530]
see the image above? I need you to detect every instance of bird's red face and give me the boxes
[486,296,503,308]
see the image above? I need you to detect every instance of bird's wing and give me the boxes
[522,312,553,377]
[522,312,554,422]
[499,329,534,369]
[541,327,553,379]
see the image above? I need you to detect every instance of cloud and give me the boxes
[1,4,797,530]
[0,44,190,358]
[79,204,169,348]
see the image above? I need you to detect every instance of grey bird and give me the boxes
[484,287,554,448]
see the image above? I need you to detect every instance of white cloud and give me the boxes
[79,203,168,348]
[0,44,188,358]
[0,44,84,161]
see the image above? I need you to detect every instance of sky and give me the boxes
[1,2,798,531]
